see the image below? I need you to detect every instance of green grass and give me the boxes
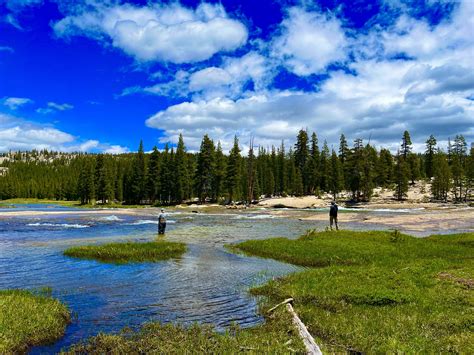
[64,306,305,354]
[235,230,474,353]
[63,241,187,264]
[0,198,153,209]
[0,288,70,353]
[0,198,81,207]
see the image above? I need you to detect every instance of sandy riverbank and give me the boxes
[297,208,474,232]
[257,181,471,210]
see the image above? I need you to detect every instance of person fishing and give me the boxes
[329,201,339,231]
[158,208,167,235]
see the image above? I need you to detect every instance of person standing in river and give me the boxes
[158,209,167,235]
[329,201,339,231]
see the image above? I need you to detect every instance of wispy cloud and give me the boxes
[2,97,33,110]
[36,102,74,114]
[0,46,14,53]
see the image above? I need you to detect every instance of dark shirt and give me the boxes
[329,205,338,217]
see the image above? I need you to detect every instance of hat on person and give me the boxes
[331,201,336,205]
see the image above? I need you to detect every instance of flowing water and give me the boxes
[0,204,462,353]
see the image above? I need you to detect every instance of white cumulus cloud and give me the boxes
[144,2,473,152]
[128,51,273,100]
[0,112,129,153]
[271,7,348,76]
[146,57,473,152]
[53,2,248,64]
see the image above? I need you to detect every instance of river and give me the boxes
[0,203,463,353]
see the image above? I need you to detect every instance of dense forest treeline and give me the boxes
[0,130,473,205]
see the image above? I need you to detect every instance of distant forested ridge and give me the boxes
[0,131,473,205]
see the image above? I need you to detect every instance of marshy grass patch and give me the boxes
[65,306,305,354]
[235,230,474,353]
[0,288,70,353]
[0,198,81,207]
[63,241,187,264]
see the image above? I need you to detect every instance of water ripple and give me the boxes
[2,207,314,353]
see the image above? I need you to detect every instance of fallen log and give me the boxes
[268,298,322,355]
[286,302,322,355]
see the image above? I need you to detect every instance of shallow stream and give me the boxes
[0,204,461,353]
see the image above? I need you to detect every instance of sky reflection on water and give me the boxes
[1,206,324,353]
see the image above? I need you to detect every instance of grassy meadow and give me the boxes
[0,288,70,353]
[0,198,153,209]
[63,241,187,264]
[64,306,305,354]
[235,230,474,353]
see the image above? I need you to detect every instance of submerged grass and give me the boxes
[236,230,474,353]
[0,288,70,353]
[65,306,305,354]
[63,241,187,264]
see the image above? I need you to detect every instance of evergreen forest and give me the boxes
[0,131,472,205]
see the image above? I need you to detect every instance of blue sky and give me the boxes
[0,0,472,153]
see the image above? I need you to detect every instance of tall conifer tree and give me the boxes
[425,135,437,178]
[195,135,215,203]
[225,136,241,203]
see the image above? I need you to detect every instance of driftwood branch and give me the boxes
[286,302,322,355]
[267,298,294,313]
[268,298,322,355]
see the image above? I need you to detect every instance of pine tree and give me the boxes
[308,132,320,194]
[246,138,257,203]
[394,150,409,200]
[447,138,452,164]
[407,154,421,185]
[78,158,95,204]
[270,146,278,195]
[294,129,310,192]
[401,130,412,159]
[361,144,376,201]
[347,138,364,201]
[175,134,191,203]
[328,150,344,200]
[294,129,309,173]
[212,141,226,202]
[129,140,147,204]
[376,148,393,187]
[95,154,114,204]
[147,147,160,203]
[160,144,174,204]
[451,135,467,201]
[425,135,437,178]
[277,141,287,195]
[319,141,330,192]
[195,135,215,203]
[432,150,451,202]
[225,136,241,203]
[293,170,304,196]
[339,134,349,164]
[115,164,124,203]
